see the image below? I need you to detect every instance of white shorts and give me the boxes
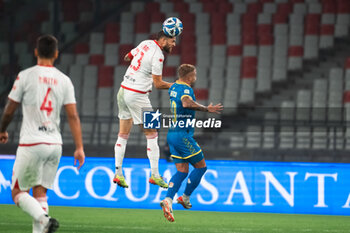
[117,87,153,125]
[11,144,62,191]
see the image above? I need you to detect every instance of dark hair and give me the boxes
[156,30,174,40]
[36,35,58,59]
[178,64,196,78]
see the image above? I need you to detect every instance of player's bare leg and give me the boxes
[33,186,49,213]
[113,119,133,188]
[142,127,168,188]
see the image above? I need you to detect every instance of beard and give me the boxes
[163,45,172,53]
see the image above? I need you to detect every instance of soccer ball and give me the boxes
[162,17,183,37]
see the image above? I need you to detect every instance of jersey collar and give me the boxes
[154,40,162,49]
[37,64,54,67]
[176,80,191,87]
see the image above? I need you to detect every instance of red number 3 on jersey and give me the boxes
[130,51,145,71]
[40,88,53,116]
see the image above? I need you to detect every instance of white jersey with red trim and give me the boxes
[121,40,164,93]
[8,65,76,144]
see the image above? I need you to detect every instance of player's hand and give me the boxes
[0,132,8,144]
[74,148,85,170]
[207,103,223,114]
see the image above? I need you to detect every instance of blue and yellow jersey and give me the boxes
[168,80,196,133]
[167,80,203,162]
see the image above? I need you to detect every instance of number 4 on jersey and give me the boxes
[40,88,53,116]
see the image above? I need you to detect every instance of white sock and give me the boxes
[114,136,128,176]
[37,197,49,214]
[32,215,49,233]
[32,221,41,233]
[183,194,190,202]
[147,136,160,178]
[33,197,49,233]
[165,197,173,205]
[16,192,47,221]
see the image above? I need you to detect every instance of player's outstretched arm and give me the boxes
[207,103,224,114]
[0,99,19,144]
[182,96,223,114]
[152,74,174,89]
[64,104,85,170]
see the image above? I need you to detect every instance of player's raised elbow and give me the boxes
[124,56,131,62]
[124,52,132,62]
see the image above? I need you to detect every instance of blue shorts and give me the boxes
[167,131,204,165]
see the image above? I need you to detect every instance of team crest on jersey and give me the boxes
[184,89,190,94]
[170,90,177,97]
[159,59,163,62]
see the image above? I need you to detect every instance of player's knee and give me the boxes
[118,133,130,140]
[178,171,188,179]
[197,166,207,175]
[12,191,24,206]
[145,131,158,139]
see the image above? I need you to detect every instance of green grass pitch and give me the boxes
[0,204,349,233]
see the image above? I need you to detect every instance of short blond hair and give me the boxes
[178,64,196,78]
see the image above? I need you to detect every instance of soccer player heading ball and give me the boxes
[113,18,183,189]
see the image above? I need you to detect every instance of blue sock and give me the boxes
[166,171,188,199]
[184,167,207,196]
